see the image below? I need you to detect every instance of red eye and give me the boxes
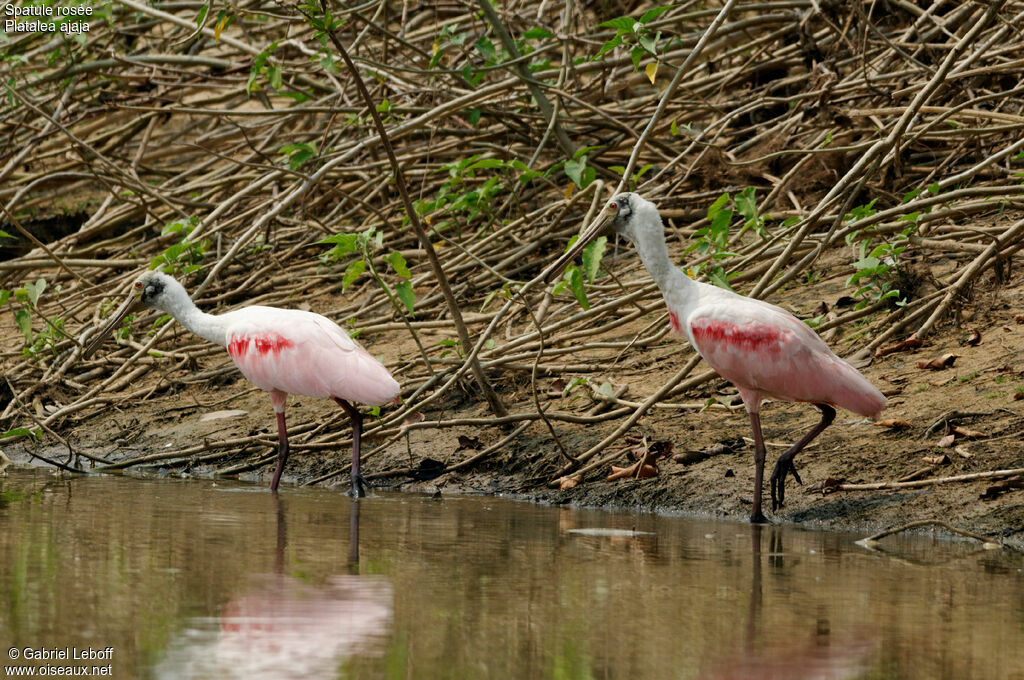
[135,282,142,289]
[608,202,617,210]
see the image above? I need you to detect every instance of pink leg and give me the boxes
[770,404,835,511]
[334,398,365,498]
[268,390,289,492]
[270,411,289,492]
[748,410,769,524]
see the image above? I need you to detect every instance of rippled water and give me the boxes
[0,466,1021,679]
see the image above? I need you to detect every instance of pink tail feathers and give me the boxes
[334,349,400,407]
[830,362,887,420]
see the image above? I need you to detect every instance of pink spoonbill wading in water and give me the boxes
[84,270,400,496]
[546,193,886,523]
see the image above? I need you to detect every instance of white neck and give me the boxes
[156,279,228,347]
[628,222,698,313]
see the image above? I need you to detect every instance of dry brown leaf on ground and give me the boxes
[875,337,924,357]
[875,419,912,429]
[607,463,659,481]
[951,425,986,439]
[916,354,958,370]
[805,477,845,496]
[557,475,581,491]
[456,435,483,450]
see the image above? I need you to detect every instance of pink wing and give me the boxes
[684,301,885,418]
[223,307,399,406]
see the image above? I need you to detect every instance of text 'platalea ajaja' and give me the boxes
[548,193,886,522]
[85,271,400,496]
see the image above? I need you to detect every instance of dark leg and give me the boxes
[334,398,366,498]
[770,404,836,511]
[270,411,289,492]
[749,410,769,524]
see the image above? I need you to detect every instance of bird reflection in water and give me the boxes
[697,526,877,680]
[153,498,391,680]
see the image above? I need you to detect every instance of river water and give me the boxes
[0,467,1021,679]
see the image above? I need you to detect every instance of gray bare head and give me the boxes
[83,270,189,358]
[543,192,662,283]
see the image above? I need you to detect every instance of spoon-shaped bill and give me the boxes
[82,294,143,358]
[542,213,611,284]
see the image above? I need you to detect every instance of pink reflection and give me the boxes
[698,635,877,680]
[156,574,392,680]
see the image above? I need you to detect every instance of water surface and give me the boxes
[1,467,1021,679]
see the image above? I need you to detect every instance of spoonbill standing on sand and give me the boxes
[546,193,886,522]
[85,271,400,496]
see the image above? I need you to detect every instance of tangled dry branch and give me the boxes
[1,0,1023,487]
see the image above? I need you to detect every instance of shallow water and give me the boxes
[0,467,1021,680]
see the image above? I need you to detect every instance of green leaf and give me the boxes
[902,187,922,204]
[523,27,554,40]
[195,3,209,27]
[707,192,730,221]
[854,256,881,270]
[475,35,496,62]
[670,119,678,136]
[564,156,586,188]
[638,33,658,55]
[707,267,735,292]
[388,251,411,278]
[24,278,46,306]
[709,207,733,237]
[395,280,415,314]
[568,267,589,310]
[630,45,644,70]
[582,236,607,282]
[268,63,282,90]
[341,259,365,292]
[599,16,636,32]
[0,289,9,307]
[466,158,506,171]
[248,49,270,95]
[593,36,623,60]
[376,98,391,113]
[0,229,13,239]
[317,233,359,251]
[1,427,34,439]
[735,187,758,223]
[639,5,672,24]
[15,308,32,342]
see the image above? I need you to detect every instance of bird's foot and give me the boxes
[350,473,370,498]
[750,509,770,524]
[770,456,803,511]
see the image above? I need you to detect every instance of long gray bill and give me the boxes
[542,214,611,284]
[82,295,143,359]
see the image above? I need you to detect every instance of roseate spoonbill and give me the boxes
[546,193,886,522]
[84,271,400,496]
